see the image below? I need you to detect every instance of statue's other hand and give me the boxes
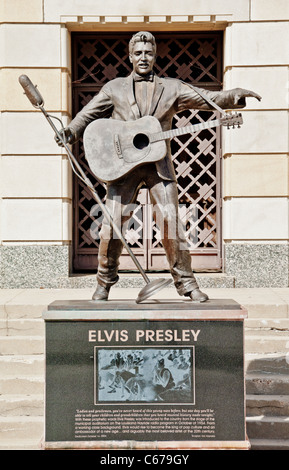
[54,127,75,147]
[233,88,262,106]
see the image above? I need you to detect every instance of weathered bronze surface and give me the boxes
[19,73,174,302]
[83,113,242,183]
[56,31,261,302]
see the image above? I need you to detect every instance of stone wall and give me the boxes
[0,0,288,287]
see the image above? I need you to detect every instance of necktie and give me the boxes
[133,72,154,82]
[133,73,154,116]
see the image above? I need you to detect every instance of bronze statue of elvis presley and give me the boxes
[56,32,261,302]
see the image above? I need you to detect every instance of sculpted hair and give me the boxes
[129,31,157,54]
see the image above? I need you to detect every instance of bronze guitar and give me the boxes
[83,113,243,183]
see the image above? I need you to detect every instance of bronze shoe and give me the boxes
[92,284,111,301]
[187,288,209,302]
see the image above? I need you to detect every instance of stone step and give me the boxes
[245,353,289,375]
[0,395,44,417]
[0,318,44,336]
[0,438,42,450]
[246,373,289,395]
[0,355,44,376]
[245,329,289,341]
[246,415,289,440]
[245,318,289,332]
[246,394,289,417]
[244,335,289,354]
[0,336,44,355]
[0,416,44,441]
[1,287,289,320]
[0,376,44,395]
[249,439,289,450]
[245,329,289,337]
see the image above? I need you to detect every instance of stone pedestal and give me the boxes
[42,299,249,450]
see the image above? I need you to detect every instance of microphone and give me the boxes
[18,74,44,107]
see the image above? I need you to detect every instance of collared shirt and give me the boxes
[133,72,155,117]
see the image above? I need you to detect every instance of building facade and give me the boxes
[0,0,289,288]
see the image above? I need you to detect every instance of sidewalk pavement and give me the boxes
[1,286,289,318]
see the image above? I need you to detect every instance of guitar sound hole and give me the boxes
[133,133,149,150]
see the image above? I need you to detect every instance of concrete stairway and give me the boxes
[0,287,289,450]
[0,315,45,449]
[245,317,289,450]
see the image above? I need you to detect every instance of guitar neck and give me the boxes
[150,118,222,143]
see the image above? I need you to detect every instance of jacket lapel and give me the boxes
[127,73,164,118]
[149,77,164,116]
[127,73,141,119]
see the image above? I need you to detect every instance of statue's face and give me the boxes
[129,41,156,75]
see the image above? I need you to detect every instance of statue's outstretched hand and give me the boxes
[54,127,75,147]
[233,88,262,106]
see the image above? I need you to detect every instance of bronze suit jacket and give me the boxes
[69,73,244,181]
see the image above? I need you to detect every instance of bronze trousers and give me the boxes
[97,164,199,296]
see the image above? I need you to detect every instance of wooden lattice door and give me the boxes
[72,32,223,272]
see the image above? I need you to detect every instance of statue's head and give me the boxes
[129,31,157,54]
[129,31,156,75]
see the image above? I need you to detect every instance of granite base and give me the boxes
[42,298,249,450]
